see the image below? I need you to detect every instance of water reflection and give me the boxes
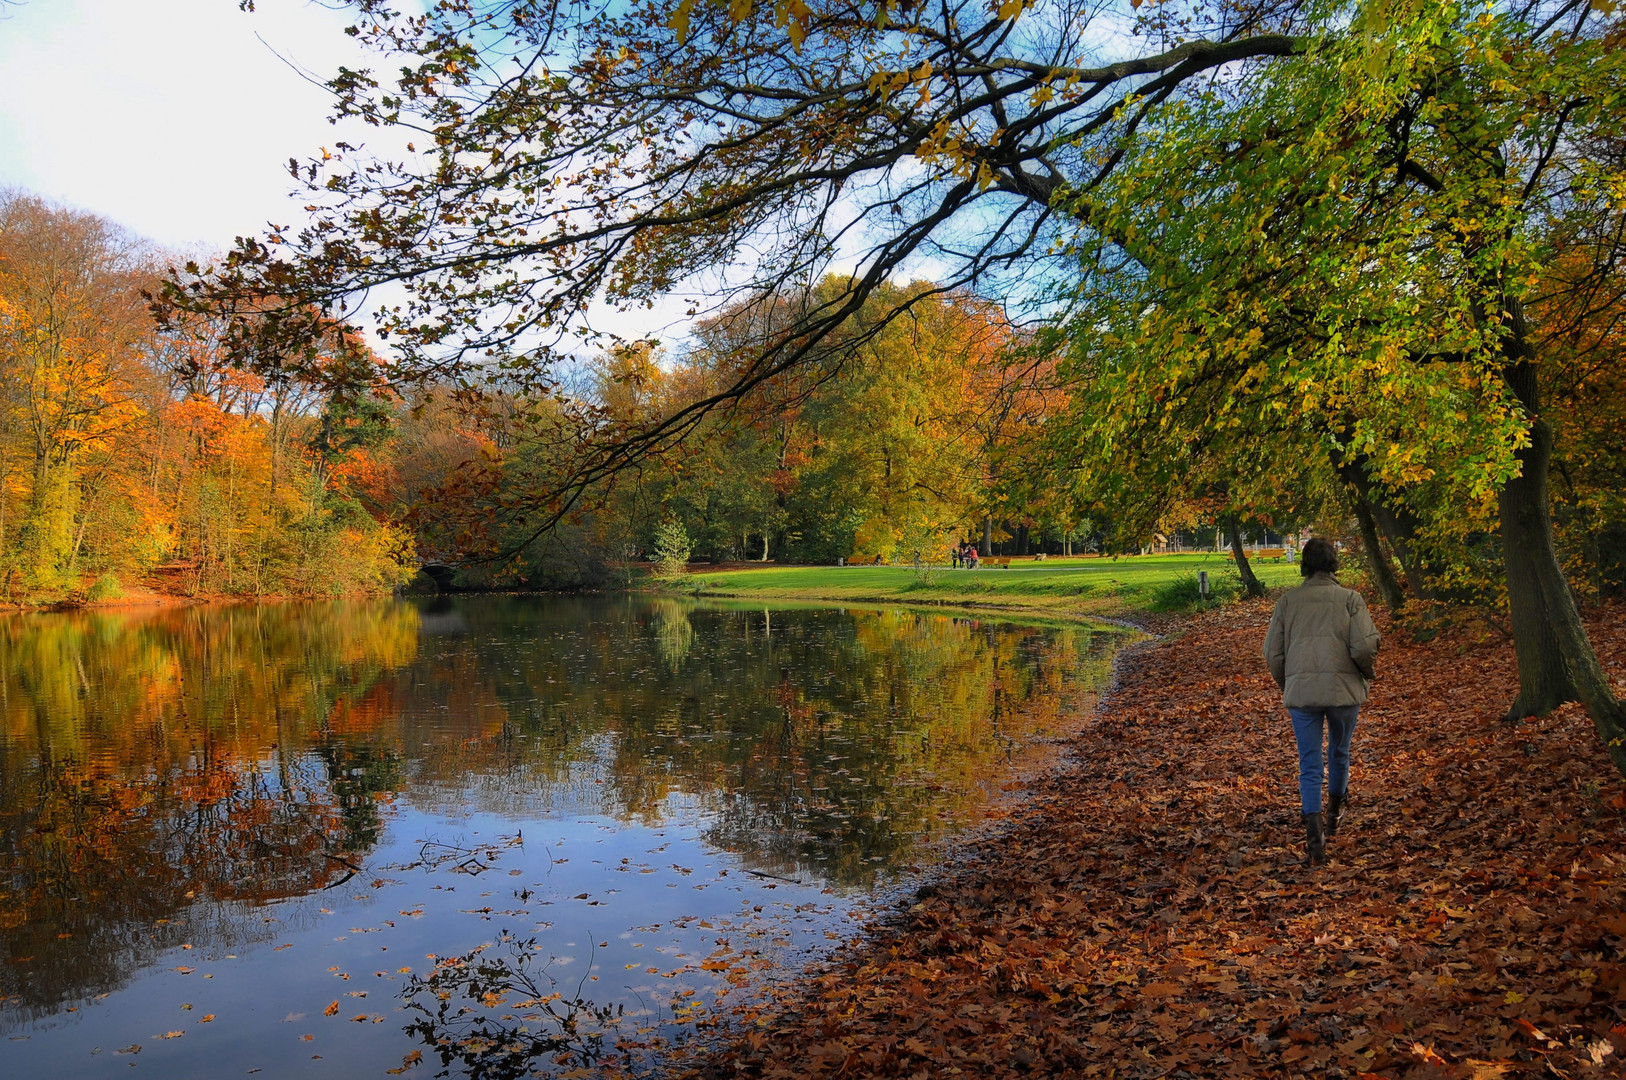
[0,601,420,1021]
[0,596,1126,1075]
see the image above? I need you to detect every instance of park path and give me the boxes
[679,598,1626,1080]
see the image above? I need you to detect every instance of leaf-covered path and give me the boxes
[688,600,1626,1079]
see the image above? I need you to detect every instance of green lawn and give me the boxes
[685,553,1302,620]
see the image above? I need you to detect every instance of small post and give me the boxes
[1198,570,1210,600]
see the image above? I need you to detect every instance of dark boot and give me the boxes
[1302,812,1326,866]
[1325,793,1345,837]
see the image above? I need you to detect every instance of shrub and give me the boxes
[902,565,941,589]
[652,518,692,580]
[86,572,123,603]
[1147,571,1240,612]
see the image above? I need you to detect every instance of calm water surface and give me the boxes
[0,595,1127,1077]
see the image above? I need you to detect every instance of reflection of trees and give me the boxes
[0,594,1125,1020]
[649,597,695,671]
[392,599,1125,888]
[401,935,622,1080]
[0,601,419,1017]
[687,610,1118,886]
[312,737,406,852]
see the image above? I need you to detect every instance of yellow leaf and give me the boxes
[666,0,693,42]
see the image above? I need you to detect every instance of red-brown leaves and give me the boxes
[684,600,1626,1080]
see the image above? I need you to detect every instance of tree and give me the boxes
[180,0,1626,771]
[652,517,693,578]
[0,194,148,593]
[171,0,1307,523]
[1044,0,1626,765]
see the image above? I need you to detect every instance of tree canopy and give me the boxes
[176,0,1311,512]
[169,0,1626,773]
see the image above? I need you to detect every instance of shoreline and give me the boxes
[682,587,1165,633]
[659,597,1626,1080]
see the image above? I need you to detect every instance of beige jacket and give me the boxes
[1263,573,1381,708]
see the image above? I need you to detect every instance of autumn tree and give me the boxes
[171,0,1306,501]
[1039,0,1626,763]
[0,192,422,602]
[178,0,1626,768]
[0,193,148,593]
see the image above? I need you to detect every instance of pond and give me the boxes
[0,595,1130,1077]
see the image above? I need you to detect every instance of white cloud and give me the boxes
[0,0,369,252]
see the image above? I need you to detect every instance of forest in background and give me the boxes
[0,192,416,602]
[0,190,1090,601]
[2,179,1624,607]
[0,189,1060,601]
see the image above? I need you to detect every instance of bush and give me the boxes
[1147,571,1240,612]
[652,518,692,581]
[86,572,123,603]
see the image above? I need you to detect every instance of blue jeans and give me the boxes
[1288,706,1359,814]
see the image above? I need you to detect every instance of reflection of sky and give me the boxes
[3,801,848,1078]
[0,596,1127,1076]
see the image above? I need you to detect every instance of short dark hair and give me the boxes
[1301,538,1339,577]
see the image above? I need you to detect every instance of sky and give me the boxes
[0,0,705,349]
[0,0,370,253]
[0,0,722,350]
[0,0,999,353]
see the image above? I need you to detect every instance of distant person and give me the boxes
[966,546,979,570]
[951,546,962,569]
[1263,537,1380,866]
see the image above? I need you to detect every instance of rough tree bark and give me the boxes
[1498,329,1626,775]
[1225,515,1266,598]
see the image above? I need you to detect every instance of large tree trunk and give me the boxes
[1499,354,1626,775]
[1225,514,1266,598]
[981,517,992,558]
[1350,492,1406,612]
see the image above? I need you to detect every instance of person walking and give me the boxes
[1263,537,1380,866]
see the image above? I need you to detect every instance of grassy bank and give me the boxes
[686,553,1304,620]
